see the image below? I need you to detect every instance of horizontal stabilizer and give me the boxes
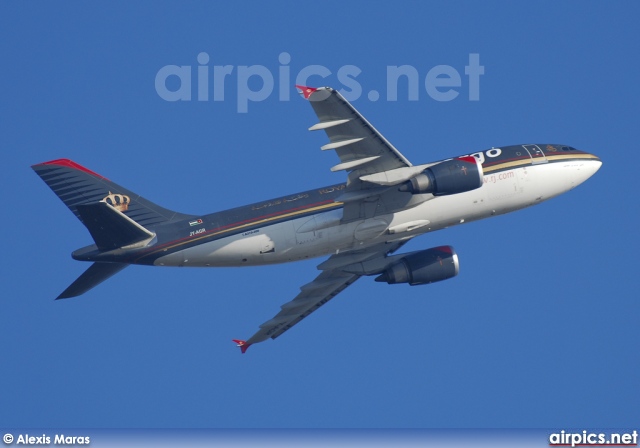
[57,262,128,299]
[76,202,155,251]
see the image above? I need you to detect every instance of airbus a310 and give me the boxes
[33,85,602,352]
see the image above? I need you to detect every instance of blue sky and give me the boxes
[1,1,638,430]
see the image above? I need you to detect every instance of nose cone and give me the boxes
[585,157,602,178]
[570,153,602,189]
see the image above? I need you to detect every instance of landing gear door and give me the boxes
[522,144,547,164]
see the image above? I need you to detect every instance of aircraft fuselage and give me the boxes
[71,144,601,268]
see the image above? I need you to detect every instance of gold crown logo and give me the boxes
[102,191,130,212]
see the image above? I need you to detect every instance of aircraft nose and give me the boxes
[569,153,602,189]
[587,153,602,173]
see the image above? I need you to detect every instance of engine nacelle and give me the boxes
[399,156,483,195]
[375,246,459,286]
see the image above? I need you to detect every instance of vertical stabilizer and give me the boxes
[32,159,193,228]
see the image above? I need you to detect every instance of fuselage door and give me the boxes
[522,144,547,164]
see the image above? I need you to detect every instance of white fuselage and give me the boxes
[155,158,601,268]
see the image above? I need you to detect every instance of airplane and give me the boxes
[32,85,602,353]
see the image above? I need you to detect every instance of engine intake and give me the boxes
[375,246,459,285]
[399,156,483,195]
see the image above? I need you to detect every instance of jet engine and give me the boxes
[399,156,483,195]
[375,246,459,285]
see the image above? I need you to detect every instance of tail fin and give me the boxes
[32,159,193,228]
[57,262,128,299]
[33,159,194,299]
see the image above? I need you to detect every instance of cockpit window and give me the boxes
[561,146,576,151]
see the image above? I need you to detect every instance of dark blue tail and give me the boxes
[32,158,193,228]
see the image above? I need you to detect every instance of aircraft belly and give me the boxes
[154,219,342,267]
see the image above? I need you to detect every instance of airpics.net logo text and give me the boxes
[154,52,484,113]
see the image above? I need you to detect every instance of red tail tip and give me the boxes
[295,85,317,99]
[232,339,251,354]
[33,159,109,180]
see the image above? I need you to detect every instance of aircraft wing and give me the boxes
[234,241,409,353]
[233,88,419,353]
[298,85,412,174]
[296,86,423,221]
